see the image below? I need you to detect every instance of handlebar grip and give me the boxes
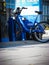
[22,7,27,9]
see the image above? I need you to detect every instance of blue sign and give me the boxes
[15,0,40,22]
[15,0,39,7]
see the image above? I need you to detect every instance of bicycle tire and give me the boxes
[34,22,49,43]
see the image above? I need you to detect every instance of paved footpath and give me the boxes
[0,41,49,65]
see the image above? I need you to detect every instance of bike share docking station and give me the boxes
[1,0,43,42]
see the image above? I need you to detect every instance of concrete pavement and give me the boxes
[0,41,49,65]
[0,40,49,48]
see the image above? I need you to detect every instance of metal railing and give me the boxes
[40,15,49,22]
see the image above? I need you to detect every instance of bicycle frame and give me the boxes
[15,14,44,33]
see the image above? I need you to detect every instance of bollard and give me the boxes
[8,17,15,41]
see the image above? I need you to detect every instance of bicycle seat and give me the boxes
[35,11,42,14]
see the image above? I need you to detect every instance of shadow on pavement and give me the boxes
[0,40,49,48]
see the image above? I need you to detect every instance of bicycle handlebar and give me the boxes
[14,7,27,14]
[22,7,27,9]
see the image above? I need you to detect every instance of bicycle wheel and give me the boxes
[34,22,49,43]
[14,21,22,40]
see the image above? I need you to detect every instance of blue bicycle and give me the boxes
[13,7,49,43]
